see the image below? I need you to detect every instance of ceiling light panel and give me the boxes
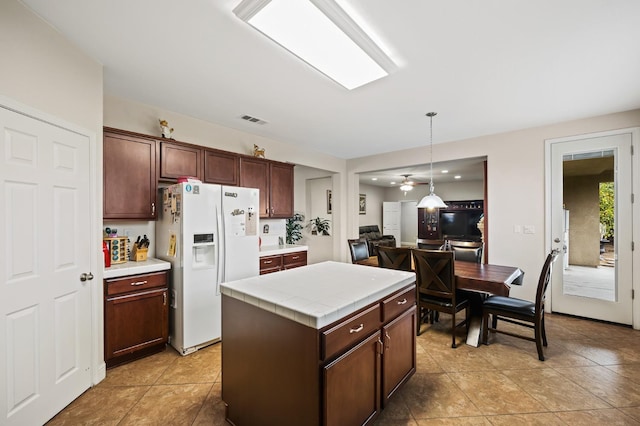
[233,0,394,89]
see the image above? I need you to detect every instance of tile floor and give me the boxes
[47,313,640,425]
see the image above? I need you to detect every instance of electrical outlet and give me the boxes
[123,229,131,237]
[514,225,522,233]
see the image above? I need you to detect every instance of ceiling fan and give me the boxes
[399,174,415,191]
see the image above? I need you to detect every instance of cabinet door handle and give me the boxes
[151,202,156,215]
[385,331,391,350]
[397,298,407,305]
[349,324,364,334]
[131,280,148,286]
[163,292,167,306]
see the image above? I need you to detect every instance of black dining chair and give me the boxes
[449,240,483,263]
[481,249,560,361]
[377,246,413,271]
[416,239,445,250]
[347,239,370,264]
[413,249,470,348]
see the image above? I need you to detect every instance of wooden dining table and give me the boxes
[454,260,523,346]
[360,255,524,346]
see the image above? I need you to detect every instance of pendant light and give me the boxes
[417,112,448,209]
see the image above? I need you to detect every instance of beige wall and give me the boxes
[358,183,385,229]
[347,109,640,301]
[0,0,103,132]
[564,175,601,266]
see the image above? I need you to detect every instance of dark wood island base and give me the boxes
[221,280,416,426]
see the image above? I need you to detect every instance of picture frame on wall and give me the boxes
[327,190,332,214]
[359,194,366,215]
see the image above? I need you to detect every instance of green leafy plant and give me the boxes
[307,217,331,236]
[286,212,305,244]
[599,182,614,239]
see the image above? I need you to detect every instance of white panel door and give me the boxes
[383,202,401,247]
[0,106,92,425]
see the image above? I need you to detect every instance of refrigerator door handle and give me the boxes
[216,203,224,293]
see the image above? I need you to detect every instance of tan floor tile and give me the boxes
[415,416,492,425]
[555,408,640,425]
[46,386,149,425]
[605,364,640,385]
[402,373,482,419]
[485,412,566,425]
[100,348,178,386]
[374,418,419,426]
[555,366,640,407]
[619,406,640,422]
[428,344,497,373]
[449,371,546,415]
[119,383,212,425]
[192,383,228,426]
[475,341,547,370]
[156,343,222,384]
[559,339,632,365]
[502,368,610,411]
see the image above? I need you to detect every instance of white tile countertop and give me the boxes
[259,244,308,257]
[221,261,415,329]
[103,258,171,279]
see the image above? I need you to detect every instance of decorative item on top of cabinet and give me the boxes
[104,270,169,367]
[253,144,265,158]
[159,119,174,139]
[103,127,158,220]
[159,140,202,181]
[239,157,294,218]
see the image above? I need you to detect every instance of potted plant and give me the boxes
[286,213,305,244]
[307,217,331,236]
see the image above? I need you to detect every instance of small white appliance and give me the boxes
[156,182,259,355]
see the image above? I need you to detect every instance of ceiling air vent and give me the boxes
[240,114,268,125]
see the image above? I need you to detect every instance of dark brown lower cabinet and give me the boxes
[104,271,169,368]
[222,284,416,426]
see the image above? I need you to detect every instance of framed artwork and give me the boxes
[359,194,366,215]
[327,189,332,214]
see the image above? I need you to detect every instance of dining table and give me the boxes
[454,260,524,346]
[360,255,524,347]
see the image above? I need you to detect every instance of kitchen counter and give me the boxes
[259,244,308,257]
[221,260,415,329]
[103,257,171,279]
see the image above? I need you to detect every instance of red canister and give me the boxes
[103,241,111,268]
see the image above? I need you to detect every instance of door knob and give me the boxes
[554,237,561,243]
[80,272,94,282]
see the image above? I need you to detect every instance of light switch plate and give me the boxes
[523,225,535,234]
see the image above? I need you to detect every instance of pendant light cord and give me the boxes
[427,112,437,193]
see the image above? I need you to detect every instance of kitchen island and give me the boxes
[220,261,416,426]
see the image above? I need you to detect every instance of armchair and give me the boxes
[358,225,396,255]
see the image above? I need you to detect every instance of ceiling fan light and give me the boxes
[399,184,413,191]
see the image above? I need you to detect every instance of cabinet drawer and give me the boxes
[283,251,307,267]
[382,285,416,323]
[260,255,282,271]
[106,271,168,296]
[322,304,381,361]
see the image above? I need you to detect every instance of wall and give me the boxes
[0,0,103,132]
[358,183,386,229]
[305,177,333,264]
[347,109,640,303]
[564,175,601,267]
[400,201,418,245]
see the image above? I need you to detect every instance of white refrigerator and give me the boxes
[156,182,259,355]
